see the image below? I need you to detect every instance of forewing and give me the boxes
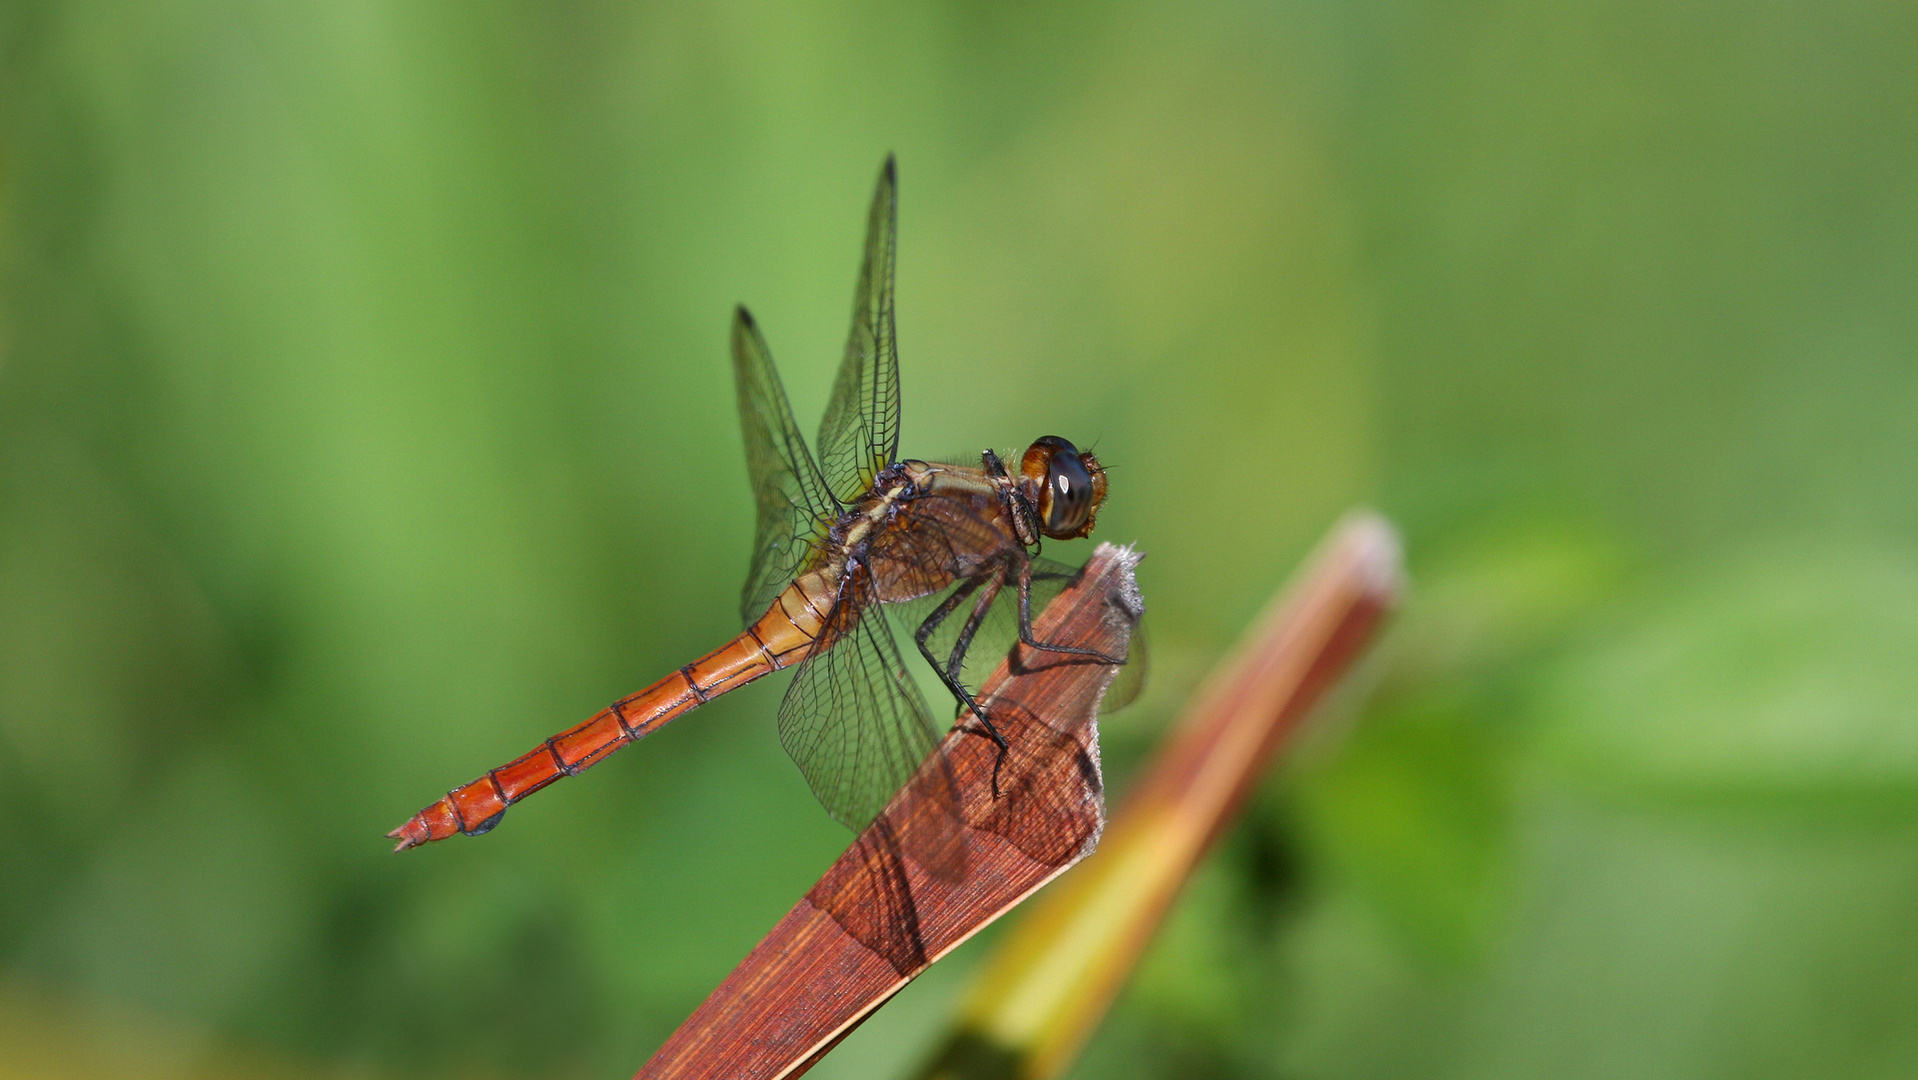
[817,157,901,505]
[733,307,840,626]
[777,570,950,837]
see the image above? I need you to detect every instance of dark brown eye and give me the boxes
[1044,451,1095,537]
[1020,436,1105,540]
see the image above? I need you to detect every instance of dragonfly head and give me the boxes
[1021,436,1107,540]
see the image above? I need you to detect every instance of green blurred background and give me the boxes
[3,1,1915,1077]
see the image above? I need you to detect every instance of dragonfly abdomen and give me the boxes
[388,573,835,852]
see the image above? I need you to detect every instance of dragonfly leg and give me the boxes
[912,576,989,719]
[982,448,1042,547]
[913,576,1012,797]
[944,576,1013,798]
[1013,553,1129,665]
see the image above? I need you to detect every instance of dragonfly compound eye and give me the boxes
[1024,436,1104,540]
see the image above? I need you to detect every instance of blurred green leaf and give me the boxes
[1531,543,1918,806]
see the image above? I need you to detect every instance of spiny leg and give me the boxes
[913,576,990,721]
[912,575,1012,796]
[982,448,1041,545]
[942,576,999,691]
[1013,551,1129,664]
[942,575,1013,797]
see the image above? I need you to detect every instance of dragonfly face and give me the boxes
[390,157,1131,862]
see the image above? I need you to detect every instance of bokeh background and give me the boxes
[3,1,1916,1077]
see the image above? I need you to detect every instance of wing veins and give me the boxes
[818,156,902,505]
[733,307,840,626]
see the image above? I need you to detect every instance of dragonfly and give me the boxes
[389,157,1128,856]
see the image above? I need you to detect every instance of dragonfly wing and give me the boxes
[733,306,841,627]
[779,569,963,877]
[1101,617,1148,712]
[817,156,902,505]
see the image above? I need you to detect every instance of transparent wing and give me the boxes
[1103,617,1148,712]
[778,568,954,838]
[817,156,902,505]
[733,306,841,626]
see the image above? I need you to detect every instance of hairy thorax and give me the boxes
[814,459,1023,608]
